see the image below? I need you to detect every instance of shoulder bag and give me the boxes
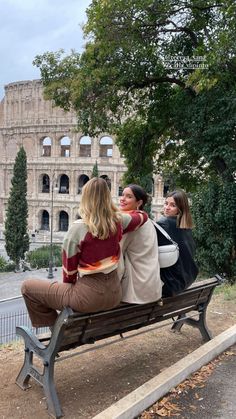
[151,220,179,268]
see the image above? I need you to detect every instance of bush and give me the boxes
[4,262,16,272]
[192,180,236,283]
[0,255,15,272]
[0,255,7,271]
[26,245,62,269]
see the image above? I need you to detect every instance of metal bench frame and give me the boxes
[16,274,224,418]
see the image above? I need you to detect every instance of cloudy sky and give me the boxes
[0,0,92,99]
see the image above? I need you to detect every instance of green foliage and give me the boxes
[5,147,29,265]
[0,256,15,272]
[26,245,62,269]
[91,161,99,178]
[33,49,81,112]
[192,181,236,282]
[167,83,236,185]
[116,118,156,185]
[213,282,236,301]
[33,0,236,189]
[0,255,6,271]
[32,1,236,272]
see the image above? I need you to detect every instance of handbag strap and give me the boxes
[151,219,178,246]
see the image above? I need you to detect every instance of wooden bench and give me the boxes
[16,274,223,418]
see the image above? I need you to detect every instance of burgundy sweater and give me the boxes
[62,210,148,283]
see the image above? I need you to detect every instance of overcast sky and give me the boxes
[0,0,92,99]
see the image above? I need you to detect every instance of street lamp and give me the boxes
[48,176,58,279]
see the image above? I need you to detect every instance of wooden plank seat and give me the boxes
[15,274,224,418]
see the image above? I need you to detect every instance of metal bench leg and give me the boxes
[199,308,212,341]
[171,307,212,342]
[171,314,186,332]
[43,361,64,419]
[15,348,32,390]
[184,309,212,342]
[16,324,65,418]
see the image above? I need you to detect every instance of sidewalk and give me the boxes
[0,267,63,301]
[93,329,236,419]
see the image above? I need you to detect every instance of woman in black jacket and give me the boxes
[157,190,199,297]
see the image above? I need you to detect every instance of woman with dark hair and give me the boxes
[119,184,163,304]
[157,189,199,297]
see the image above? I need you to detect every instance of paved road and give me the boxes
[0,267,62,343]
[0,296,25,314]
[0,234,63,301]
[0,267,63,301]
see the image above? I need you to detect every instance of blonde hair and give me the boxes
[166,190,193,229]
[79,177,121,239]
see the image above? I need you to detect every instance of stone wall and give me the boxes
[0,80,164,233]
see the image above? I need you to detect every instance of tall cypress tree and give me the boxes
[5,147,29,266]
[91,160,99,178]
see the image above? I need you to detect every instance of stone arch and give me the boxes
[39,173,50,193]
[59,174,69,194]
[79,136,91,157]
[60,136,71,157]
[99,136,113,157]
[78,174,89,193]
[100,174,111,190]
[41,136,52,157]
[6,137,18,160]
[59,211,69,231]
[40,210,49,230]
[118,185,123,196]
[22,137,34,158]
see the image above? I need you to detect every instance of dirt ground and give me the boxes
[0,292,236,419]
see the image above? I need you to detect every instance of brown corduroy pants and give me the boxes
[21,270,122,328]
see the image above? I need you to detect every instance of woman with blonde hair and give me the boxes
[21,178,148,328]
[157,189,198,297]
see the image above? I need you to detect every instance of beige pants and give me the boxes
[21,270,122,327]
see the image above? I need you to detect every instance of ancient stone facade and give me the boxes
[0,80,164,235]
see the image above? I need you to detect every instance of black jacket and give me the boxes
[157,216,199,297]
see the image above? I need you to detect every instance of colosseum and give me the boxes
[0,80,164,238]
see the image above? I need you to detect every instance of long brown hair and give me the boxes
[79,177,121,239]
[166,190,193,229]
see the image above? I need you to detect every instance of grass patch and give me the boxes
[213,282,236,300]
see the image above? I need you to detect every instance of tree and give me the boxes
[33,0,236,187]
[33,0,236,278]
[5,147,29,266]
[192,180,236,281]
[91,160,99,178]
